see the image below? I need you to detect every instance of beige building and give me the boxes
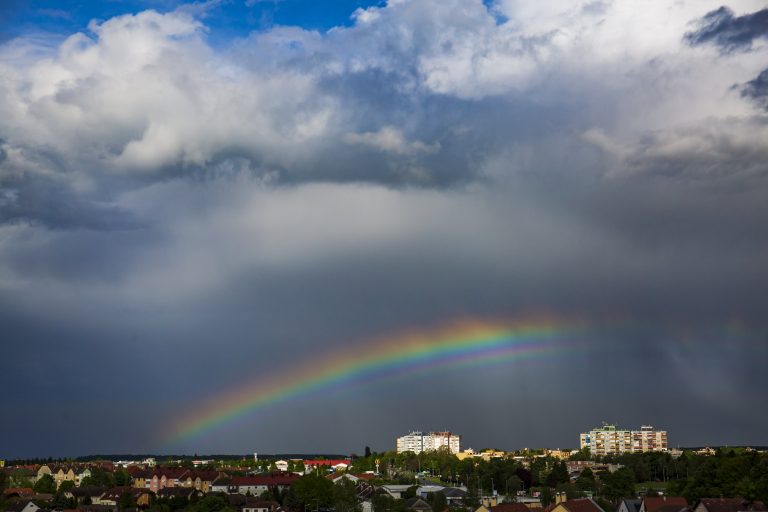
[396,431,461,454]
[580,424,667,455]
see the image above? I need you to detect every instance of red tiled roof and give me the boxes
[698,499,767,512]
[231,475,299,486]
[644,497,688,512]
[560,498,605,512]
[151,467,189,479]
[3,488,34,496]
[491,503,532,512]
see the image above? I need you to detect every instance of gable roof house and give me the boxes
[640,498,688,512]
[93,487,153,508]
[549,498,605,512]
[148,468,188,493]
[227,475,299,495]
[403,497,432,512]
[693,499,767,512]
[3,501,41,512]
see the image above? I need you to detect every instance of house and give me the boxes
[326,473,374,484]
[618,500,642,512]
[693,499,767,512]
[417,486,446,499]
[50,467,77,489]
[442,488,467,506]
[127,469,151,489]
[303,460,351,474]
[178,470,222,492]
[403,497,432,512]
[210,476,232,494]
[148,468,188,493]
[548,498,605,512]
[3,501,40,512]
[156,487,199,500]
[3,488,34,499]
[381,485,415,499]
[65,486,107,503]
[640,497,688,512]
[94,487,153,507]
[476,503,532,512]
[227,475,299,495]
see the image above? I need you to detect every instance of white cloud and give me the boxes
[343,126,440,155]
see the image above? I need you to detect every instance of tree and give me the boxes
[575,468,596,493]
[333,479,359,512]
[539,487,553,506]
[600,468,635,502]
[545,462,569,488]
[33,474,56,494]
[431,491,447,512]
[115,470,132,487]
[187,495,234,512]
[365,447,372,458]
[119,491,136,510]
[287,474,334,510]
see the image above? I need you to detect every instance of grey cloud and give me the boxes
[740,67,768,110]
[684,6,768,53]
[1,0,768,456]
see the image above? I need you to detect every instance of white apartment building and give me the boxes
[396,431,461,454]
[580,424,667,455]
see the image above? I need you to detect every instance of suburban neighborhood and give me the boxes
[2,426,766,512]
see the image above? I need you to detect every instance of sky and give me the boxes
[0,0,767,459]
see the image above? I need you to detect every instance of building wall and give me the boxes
[396,431,461,454]
[580,425,667,455]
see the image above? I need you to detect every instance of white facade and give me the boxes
[396,431,461,454]
[580,424,667,455]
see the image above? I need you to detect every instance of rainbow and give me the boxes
[164,316,588,444]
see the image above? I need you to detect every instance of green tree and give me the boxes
[539,487,553,506]
[431,491,447,512]
[287,474,335,510]
[545,461,569,488]
[33,474,56,494]
[333,479,359,512]
[600,467,635,502]
[575,468,596,493]
[114,470,132,487]
[187,495,233,512]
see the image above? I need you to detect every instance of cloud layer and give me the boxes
[1,0,768,456]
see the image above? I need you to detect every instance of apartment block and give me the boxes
[580,424,667,455]
[396,431,461,454]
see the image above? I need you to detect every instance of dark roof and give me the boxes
[442,488,467,498]
[4,501,38,512]
[157,487,196,499]
[68,486,107,498]
[101,487,153,500]
[620,500,642,512]
[230,475,299,486]
[404,498,432,511]
[3,489,34,497]
[697,500,767,512]
[560,498,605,512]
[491,504,532,512]
[151,468,189,480]
[644,498,688,512]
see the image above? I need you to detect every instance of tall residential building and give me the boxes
[580,424,667,455]
[396,431,461,454]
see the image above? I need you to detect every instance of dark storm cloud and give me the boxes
[684,6,768,53]
[740,67,768,110]
[1,0,768,456]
